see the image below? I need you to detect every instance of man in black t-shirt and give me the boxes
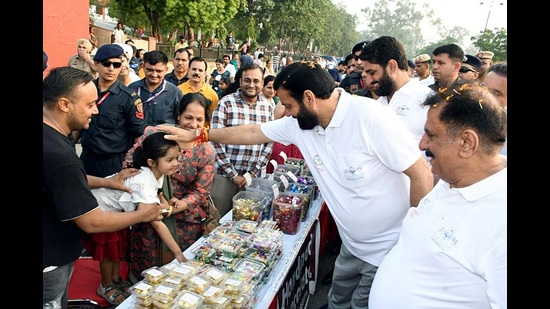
[43,67,162,308]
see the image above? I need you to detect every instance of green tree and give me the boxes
[360,0,440,58]
[471,27,507,62]
[109,0,245,43]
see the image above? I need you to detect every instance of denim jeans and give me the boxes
[43,262,74,309]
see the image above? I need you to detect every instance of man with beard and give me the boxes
[206,63,274,216]
[156,62,434,308]
[358,36,433,154]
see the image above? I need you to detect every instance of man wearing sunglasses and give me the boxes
[458,54,482,82]
[74,44,147,179]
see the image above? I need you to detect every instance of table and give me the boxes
[116,194,324,308]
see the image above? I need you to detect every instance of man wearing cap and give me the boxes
[352,40,370,56]
[459,54,482,81]
[74,44,147,178]
[476,50,494,82]
[68,38,98,78]
[339,53,363,94]
[414,53,434,86]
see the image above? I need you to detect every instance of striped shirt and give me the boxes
[210,89,274,178]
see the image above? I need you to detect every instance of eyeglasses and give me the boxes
[100,60,122,69]
[459,66,476,73]
[241,78,262,85]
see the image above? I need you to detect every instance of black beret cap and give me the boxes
[463,54,482,71]
[93,44,124,61]
[352,40,370,54]
[43,50,48,71]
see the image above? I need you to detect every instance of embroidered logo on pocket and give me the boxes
[431,227,458,252]
[344,166,363,180]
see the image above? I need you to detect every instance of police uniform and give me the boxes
[428,77,462,92]
[80,79,147,177]
[340,72,362,94]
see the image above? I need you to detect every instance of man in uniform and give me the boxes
[458,54,482,82]
[75,44,147,177]
[476,50,495,82]
[414,54,434,86]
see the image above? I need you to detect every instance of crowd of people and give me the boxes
[43,34,506,308]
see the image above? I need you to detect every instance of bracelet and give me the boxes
[167,205,173,217]
[194,126,209,146]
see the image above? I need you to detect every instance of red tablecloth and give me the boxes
[318,201,340,255]
[68,257,129,307]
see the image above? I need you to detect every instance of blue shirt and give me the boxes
[129,79,183,126]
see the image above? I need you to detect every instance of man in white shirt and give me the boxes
[369,80,507,309]
[222,54,236,82]
[359,36,433,154]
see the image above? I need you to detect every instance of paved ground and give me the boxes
[308,246,338,308]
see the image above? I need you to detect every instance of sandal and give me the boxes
[113,278,133,296]
[96,284,127,305]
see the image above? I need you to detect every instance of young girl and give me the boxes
[83,132,186,305]
[123,92,218,282]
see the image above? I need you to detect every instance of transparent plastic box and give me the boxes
[246,178,279,220]
[284,183,313,221]
[141,266,166,285]
[220,277,245,298]
[233,257,267,284]
[232,191,265,222]
[202,285,226,300]
[187,275,213,294]
[197,264,227,286]
[130,280,154,299]
[273,163,301,176]
[204,295,232,308]
[211,236,244,258]
[170,262,198,281]
[234,219,259,234]
[272,193,305,234]
[151,298,174,309]
[174,289,205,309]
[151,284,177,303]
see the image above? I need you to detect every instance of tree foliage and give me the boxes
[360,0,442,58]
[109,0,245,43]
[97,0,506,59]
[471,27,507,62]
